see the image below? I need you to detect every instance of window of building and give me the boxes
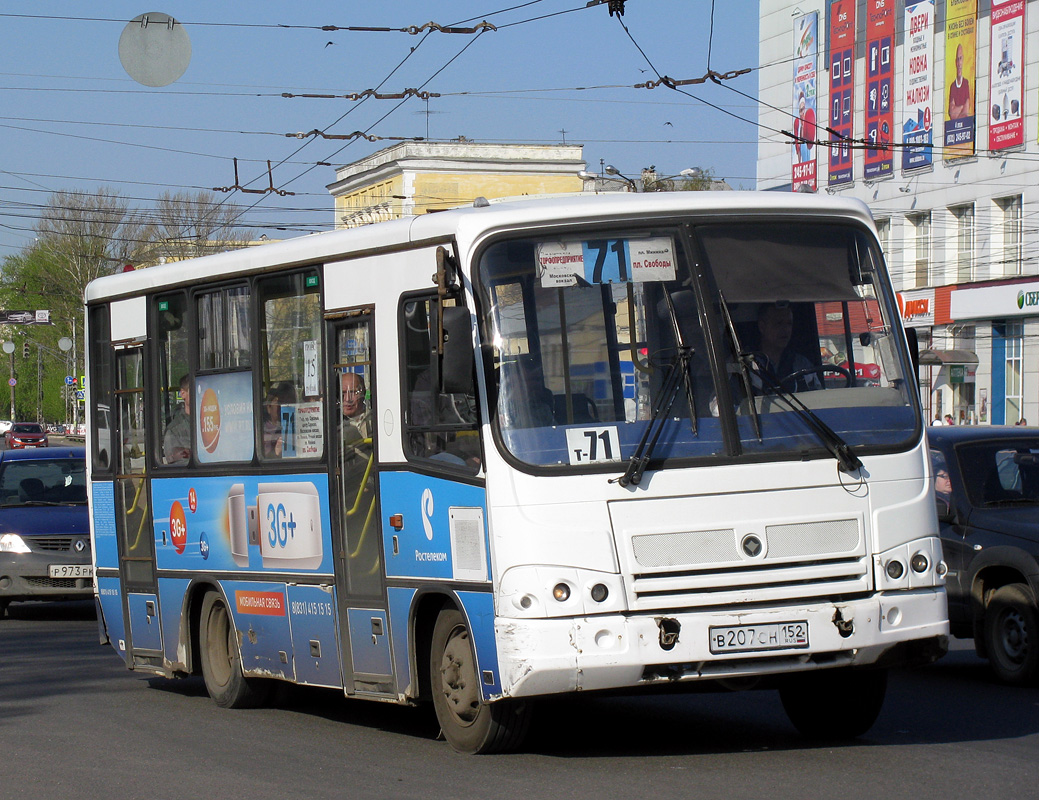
[951,204,974,282]
[908,212,930,288]
[874,218,891,261]
[997,195,1022,276]
[1005,321,1023,425]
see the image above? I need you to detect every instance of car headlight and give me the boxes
[0,533,31,554]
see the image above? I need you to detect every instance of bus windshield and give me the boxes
[476,219,917,471]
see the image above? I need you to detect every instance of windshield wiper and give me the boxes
[717,291,761,441]
[750,367,863,474]
[613,345,695,487]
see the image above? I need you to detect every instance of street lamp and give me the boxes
[604,165,637,191]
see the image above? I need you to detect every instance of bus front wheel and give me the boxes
[429,608,531,754]
[199,592,270,709]
[779,667,887,740]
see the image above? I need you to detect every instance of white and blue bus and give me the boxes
[87,192,947,753]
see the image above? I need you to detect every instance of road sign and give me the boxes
[65,376,74,386]
[8,378,15,387]
[75,390,85,400]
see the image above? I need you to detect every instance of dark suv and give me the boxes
[928,427,1039,684]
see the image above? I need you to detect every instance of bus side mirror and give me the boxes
[905,327,919,376]
[441,306,474,395]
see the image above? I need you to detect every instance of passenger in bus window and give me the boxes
[163,375,191,464]
[752,302,822,394]
[263,383,294,458]
[341,372,371,444]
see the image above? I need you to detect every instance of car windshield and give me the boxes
[955,439,1039,507]
[0,458,86,505]
[11,423,43,434]
[476,219,918,471]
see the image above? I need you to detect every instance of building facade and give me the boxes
[758,0,1039,425]
[326,141,586,229]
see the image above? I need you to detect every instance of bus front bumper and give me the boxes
[493,588,948,699]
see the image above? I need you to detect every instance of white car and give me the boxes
[0,421,12,435]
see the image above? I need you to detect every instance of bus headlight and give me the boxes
[498,566,626,618]
[877,537,945,590]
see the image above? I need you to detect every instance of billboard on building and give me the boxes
[827,0,855,186]
[943,0,977,159]
[988,0,1024,151]
[864,0,894,180]
[792,12,819,192]
[902,1,934,172]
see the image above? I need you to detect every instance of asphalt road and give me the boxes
[1,600,1036,800]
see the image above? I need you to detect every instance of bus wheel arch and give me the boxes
[428,605,531,754]
[198,590,271,709]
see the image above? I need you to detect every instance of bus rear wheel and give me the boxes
[199,592,270,709]
[779,667,887,740]
[429,608,530,754]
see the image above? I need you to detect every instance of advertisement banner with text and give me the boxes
[988,0,1024,151]
[902,1,934,171]
[864,0,894,180]
[792,12,819,192]
[943,0,977,158]
[828,0,855,185]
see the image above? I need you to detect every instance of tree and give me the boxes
[148,190,256,262]
[0,187,256,423]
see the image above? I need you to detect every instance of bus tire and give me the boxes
[429,608,530,754]
[779,668,887,740]
[199,592,270,709]
[983,583,1038,686]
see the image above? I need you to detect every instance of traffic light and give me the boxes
[21,342,29,359]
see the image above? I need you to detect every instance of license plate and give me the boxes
[49,564,94,579]
[709,621,809,654]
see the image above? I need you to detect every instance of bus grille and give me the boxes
[625,518,871,611]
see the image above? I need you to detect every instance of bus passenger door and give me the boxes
[329,314,392,695]
[113,346,162,668]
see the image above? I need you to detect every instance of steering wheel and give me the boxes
[780,363,853,389]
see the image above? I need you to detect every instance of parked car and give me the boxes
[0,420,12,435]
[5,422,49,449]
[0,447,90,617]
[928,426,1039,685]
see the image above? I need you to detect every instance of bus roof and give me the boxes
[83,191,876,303]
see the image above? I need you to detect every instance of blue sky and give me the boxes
[0,0,760,256]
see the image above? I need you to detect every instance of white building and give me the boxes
[758,0,1037,425]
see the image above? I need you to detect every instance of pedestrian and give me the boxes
[944,414,954,425]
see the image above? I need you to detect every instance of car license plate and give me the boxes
[709,621,809,654]
[49,564,94,579]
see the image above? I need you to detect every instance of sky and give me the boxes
[0,0,761,257]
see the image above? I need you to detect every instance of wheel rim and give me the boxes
[997,607,1029,665]
[438,624,480,727]
[206,602,234,686]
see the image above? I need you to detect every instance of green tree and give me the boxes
[0,187,255,423]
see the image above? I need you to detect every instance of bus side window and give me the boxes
[258,270,323,460]
[154,292,191,468]
[402,296,480,471]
